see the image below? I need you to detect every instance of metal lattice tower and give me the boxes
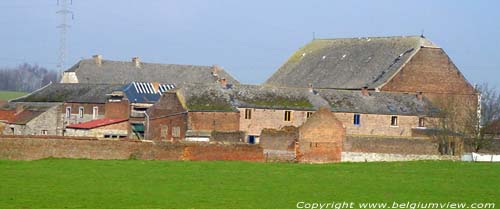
[56,0,73,78]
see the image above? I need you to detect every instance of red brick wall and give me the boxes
[0,137,264,162]
[149,113,187,141]
[105,100,130,118]
[297,108,345,163]
[381,48,476,95]
[188,112,240,131]
[344,136,440,155]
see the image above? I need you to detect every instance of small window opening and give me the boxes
[353,114,361,125]
[391,116,398,127]
[418,117,425,128]
[284,111,292,121]
[245,109,252,119]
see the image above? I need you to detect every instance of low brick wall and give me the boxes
[344,135,440,155]
[341,152,458,162]
[0,137,264,161]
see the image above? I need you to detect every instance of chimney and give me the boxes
[93,54,102,66]
[220,78,228,89]
[361,86,369,96]
[152,81,160,94]
[212,65,220,77]
[308,83,314,93]
[417,92,423,101]
[132,57,141,68]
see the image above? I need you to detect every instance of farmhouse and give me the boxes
[1,103,60,135]
[61,55,239,85]
[264,36,478,113]
[106,81,176,139]
[146,83,436,144]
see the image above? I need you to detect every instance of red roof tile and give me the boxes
[0,109,16,122]
[66,118,128,129]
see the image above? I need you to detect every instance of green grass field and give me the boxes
[0,90,27,100]
[0,159,498,209]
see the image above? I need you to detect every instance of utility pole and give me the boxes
[56,0,73,79]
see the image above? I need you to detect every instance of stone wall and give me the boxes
[344,135,440,155]
[0,136,264,161]
[12,105,64,136]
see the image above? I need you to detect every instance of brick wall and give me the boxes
[105,100,130,119]
[298,108,345,163]
[381,48,476,95]
[188,112,240,131]
[260,126,298,151]
[239,108,311,136]
[149,113,187,141]
[344,135,440,155]
[334,113,421,137]
[210,131,245,143]
[0,136,264,161]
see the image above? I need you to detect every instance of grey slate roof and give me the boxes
[177,84,237,112]
[318,90,438,116]
[174,84,436,115]
[265,36,439,89]
[11,83,122,103]
[66,59,239,85]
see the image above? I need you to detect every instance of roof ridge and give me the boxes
[81,58,213,69]
[314,35,422,41]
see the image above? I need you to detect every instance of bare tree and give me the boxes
[429,83,500,154]
[464,84,500,152]
[0,63,58,92]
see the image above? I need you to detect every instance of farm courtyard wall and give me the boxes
[0,137,264,161]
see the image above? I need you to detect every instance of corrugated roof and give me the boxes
[65,59,240,85]
[121,82,176,104]
[66,118,128,129]
[265,36,439,89]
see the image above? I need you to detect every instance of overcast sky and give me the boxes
[1,0,499,87]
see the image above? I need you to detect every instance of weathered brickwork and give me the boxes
[239,108,311,136]
[105,100,130,118]
[381,48,476,95]
[188,112,240,132]
[334,113,422,137]
[0,137,264,162]
[343,135,440,155]
[149,113,187,141]
[297,108,345,163]
[62,103,105,125]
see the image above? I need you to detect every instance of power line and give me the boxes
[56,0,74,78]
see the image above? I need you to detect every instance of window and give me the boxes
[160,125,168,139]
[391,116,398,127]
[418,117,425,128]
[78,107,84,118]
[306,112,314,118]
[245,109,252,119]
[41,130,48,135]
[65,107,71,118]
[353,114,360,125]
[92,106,99,119]
[172,126,180,138]
[284,111,292,121]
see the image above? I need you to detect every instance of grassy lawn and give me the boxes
[0,90,27,100]
[0,159,498,209]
